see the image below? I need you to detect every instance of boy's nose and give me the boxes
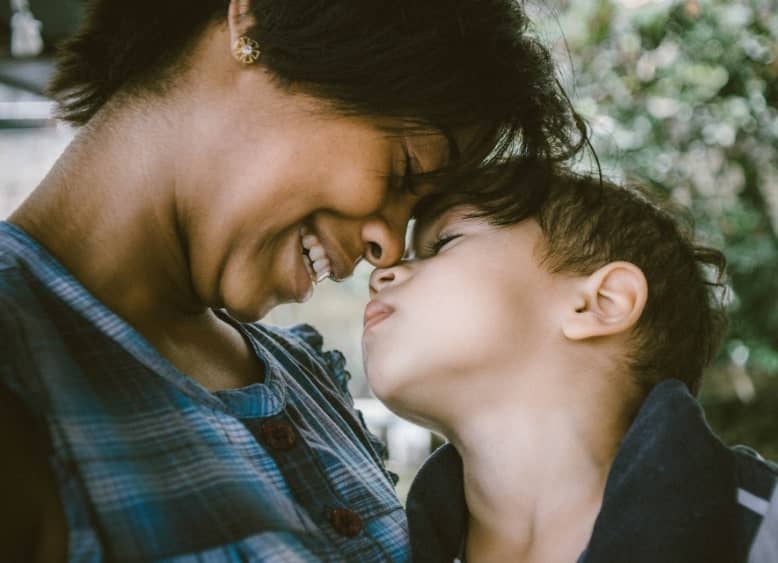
[369,265,407,297]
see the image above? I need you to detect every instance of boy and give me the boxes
[362,165,777,563]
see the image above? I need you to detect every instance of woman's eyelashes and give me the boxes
[401,151,419,195]
[398,146,426,196]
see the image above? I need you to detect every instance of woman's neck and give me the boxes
[447,374,635,563]
[8,106,267,390]
[10,103,199,324]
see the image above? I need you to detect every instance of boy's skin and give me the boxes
[363,206,650,563]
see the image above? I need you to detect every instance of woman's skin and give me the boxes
[10,6,452,392]
[3,4,452,559]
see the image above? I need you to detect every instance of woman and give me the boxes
[0,0,584,560]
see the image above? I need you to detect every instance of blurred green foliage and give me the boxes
[544,0,778,449]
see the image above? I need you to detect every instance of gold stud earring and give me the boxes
[232,36,261,64]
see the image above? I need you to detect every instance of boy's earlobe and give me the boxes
[562,262,648,341]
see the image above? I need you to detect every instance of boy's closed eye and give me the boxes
[411,205,484,260]
[420,233,462,258]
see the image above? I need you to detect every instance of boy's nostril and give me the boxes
[369,242,383,261]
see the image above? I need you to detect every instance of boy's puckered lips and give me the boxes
[364,300,394,331]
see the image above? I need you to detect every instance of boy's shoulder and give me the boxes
[733,444,778,476]
[731,443,778,518]
[731,445,778,563]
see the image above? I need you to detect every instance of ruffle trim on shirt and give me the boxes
[286,323,397,486]
[288,323,352,396]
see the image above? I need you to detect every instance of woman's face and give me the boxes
[179,82,452,321]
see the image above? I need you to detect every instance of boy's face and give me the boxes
[362,205,569,423]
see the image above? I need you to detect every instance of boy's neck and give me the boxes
[446,367,638,563]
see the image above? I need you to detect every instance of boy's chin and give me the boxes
[366,370,410,409]
[365,371,401,406]
[366,373,442,429]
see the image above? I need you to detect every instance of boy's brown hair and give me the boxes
[414,163,728,395]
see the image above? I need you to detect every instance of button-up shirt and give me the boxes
[0,221,407,562]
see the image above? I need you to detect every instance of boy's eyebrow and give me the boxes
[411,207,457,257]
[409,203,478,257]
[406,228,422,259]
[409,215,436,257]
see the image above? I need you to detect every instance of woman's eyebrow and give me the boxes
[440,128,461,164]
[442,127,461,162]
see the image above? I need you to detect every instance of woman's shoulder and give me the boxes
[0,238,56,363]
[0,221,69,332]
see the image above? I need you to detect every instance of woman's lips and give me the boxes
[364,300,394,331]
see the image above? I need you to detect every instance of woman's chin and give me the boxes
[220,290,277,323]
[222,305,264,323]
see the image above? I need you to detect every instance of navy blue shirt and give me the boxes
[407,380,777,563]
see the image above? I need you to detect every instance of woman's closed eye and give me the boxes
[400,150,421,196]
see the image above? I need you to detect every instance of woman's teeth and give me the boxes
[301,228,332,283]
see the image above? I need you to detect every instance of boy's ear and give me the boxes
[228,0,257,44]
[562,262,648,341]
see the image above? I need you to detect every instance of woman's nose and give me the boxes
[361,190,417,268]
[362,219,405,268]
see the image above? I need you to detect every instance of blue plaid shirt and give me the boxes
[0,221,408,562]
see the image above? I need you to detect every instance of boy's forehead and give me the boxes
[410,206,473,254]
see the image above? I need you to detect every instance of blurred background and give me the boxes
[2,0,777,502]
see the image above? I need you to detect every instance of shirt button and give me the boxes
[329,508,363,537]
[260,420,297,451]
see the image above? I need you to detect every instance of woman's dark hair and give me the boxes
[415,164,729,395]
[48,0,588,183]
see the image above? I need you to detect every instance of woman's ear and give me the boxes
[562,261,648,341]
[228,0,257,47]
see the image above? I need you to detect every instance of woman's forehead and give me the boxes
[385,121,478,168]
[390,128,453,167]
